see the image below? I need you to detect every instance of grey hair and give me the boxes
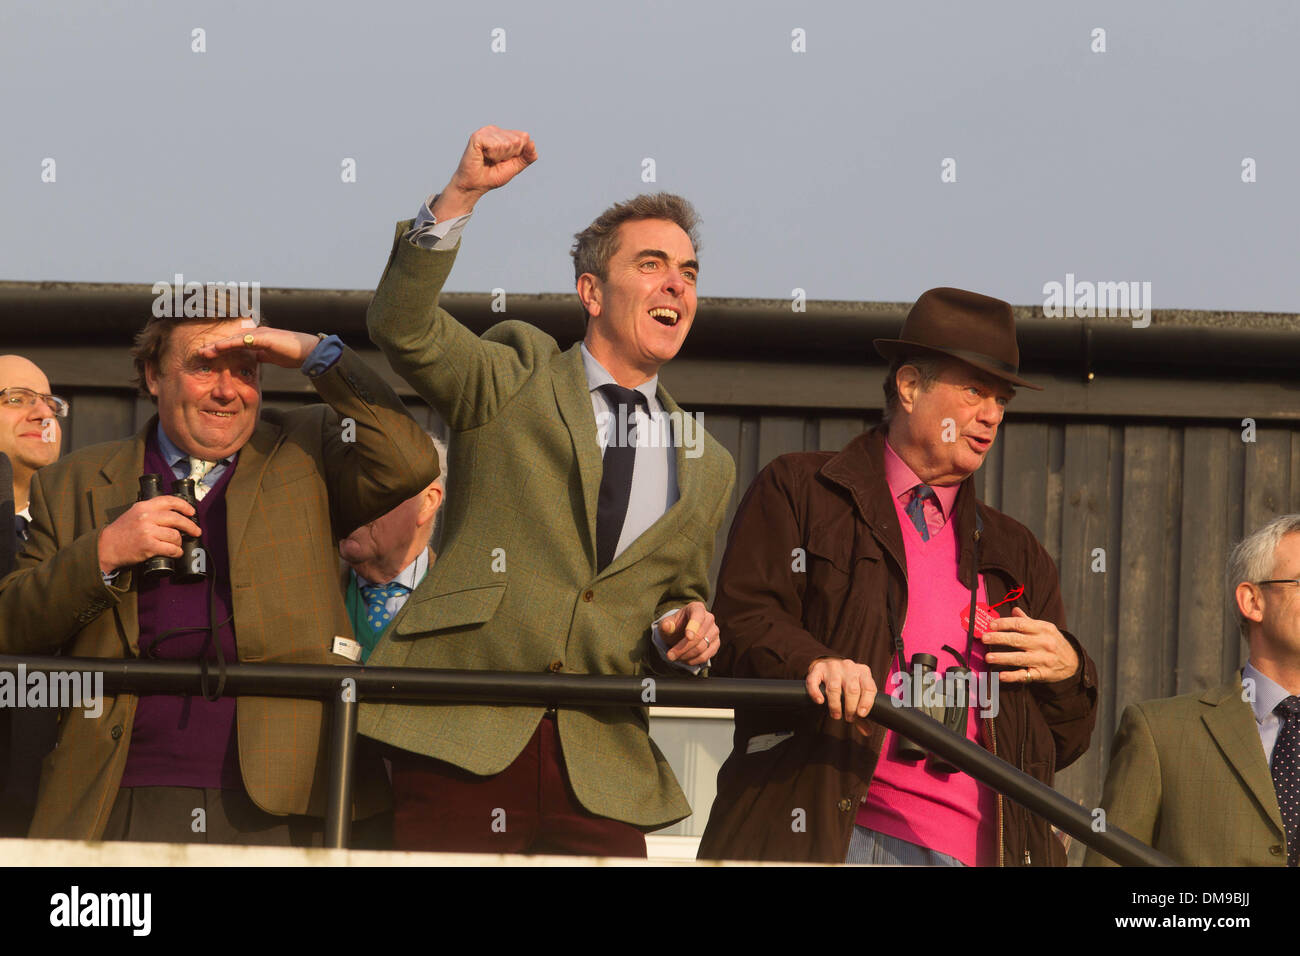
[426,431,449,552]
[428,433,448,488]
[880,353,949,425]
[1226,513,1300,635]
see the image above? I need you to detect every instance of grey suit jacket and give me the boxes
[1085,672,1288,866]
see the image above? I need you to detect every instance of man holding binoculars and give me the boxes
[0,312,437,844]
[698,288,1100,866]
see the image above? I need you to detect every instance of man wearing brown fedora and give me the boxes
[697,287,1098,865]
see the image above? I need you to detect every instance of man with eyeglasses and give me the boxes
[0,356,67,560]
[0,354,67,836]
[1087,513,1300,866]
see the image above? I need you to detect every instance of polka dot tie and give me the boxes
[1272,695,1300,867]
[904,484,937,542]
[360,581,409,632]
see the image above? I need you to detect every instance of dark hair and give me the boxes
[571,193,701,286]
[880,353,949,424]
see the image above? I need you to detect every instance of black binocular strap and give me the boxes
[148,569,232,703]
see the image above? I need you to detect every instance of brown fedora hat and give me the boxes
[873,287,1043,391]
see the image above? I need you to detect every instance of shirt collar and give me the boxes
[1243,661,1292,725]
[580,343,660,411]
[882,437,959,520]
[354,547,430,591]
[156,422,235,469]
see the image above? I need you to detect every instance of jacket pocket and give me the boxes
[803,520,881,650]
[804,522,855,574]
[393,582,507,636]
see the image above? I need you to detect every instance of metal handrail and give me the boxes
[0,656,1171,866]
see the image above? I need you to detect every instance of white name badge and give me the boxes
[331,636,362,662]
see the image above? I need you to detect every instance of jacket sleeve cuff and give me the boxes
[1031,628,1095,700]
[779,641,843,683]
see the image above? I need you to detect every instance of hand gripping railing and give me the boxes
[0,656,1172,866]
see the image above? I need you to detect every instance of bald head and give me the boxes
[0,355,51,393]
[0,354,63,503]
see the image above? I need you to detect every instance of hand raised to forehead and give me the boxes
[197,327,321,370]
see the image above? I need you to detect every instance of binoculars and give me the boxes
[137,473,206,583]
[893,650,973,774]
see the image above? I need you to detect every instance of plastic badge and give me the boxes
[958,585,1025,637]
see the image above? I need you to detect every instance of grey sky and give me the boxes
[2,0,1297,311]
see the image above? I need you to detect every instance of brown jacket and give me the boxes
[0,347,438,839]
[697,428,1099,864]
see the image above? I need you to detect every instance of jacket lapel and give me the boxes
[92,421,152,656]
[1201,675,1285,835]
[821,428,906,574]
[224,419,284,561]
[552,344,603,569]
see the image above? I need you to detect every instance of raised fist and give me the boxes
[432,126,538,219]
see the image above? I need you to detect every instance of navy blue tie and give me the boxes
[904,484,937,542]
[595,384,647,570]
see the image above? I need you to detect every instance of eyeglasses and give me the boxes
[1257,579,1300,588]
[0,387,70,419]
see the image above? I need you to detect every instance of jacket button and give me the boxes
[110,725,123,740]
[1269,845,1283,855]
[548,661,563,673]
[582,590,594,602]
[837,798,853,812]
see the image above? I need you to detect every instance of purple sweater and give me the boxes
[118,437,241,790]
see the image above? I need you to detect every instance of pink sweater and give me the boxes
[855,441,997,866]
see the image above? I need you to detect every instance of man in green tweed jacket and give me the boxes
[360,126,736,856]
[1085,514,1300,866]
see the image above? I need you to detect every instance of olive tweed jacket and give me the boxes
[0,347,438,839]
[358,224,736,830]
[1085,674,1288,866]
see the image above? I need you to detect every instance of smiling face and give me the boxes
[145,320,261,461]
[890,357,1016,485]
[578,218,698,385]
[0,355,62,480]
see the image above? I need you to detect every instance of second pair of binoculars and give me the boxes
[137,473,207,582]
[893,649,972,774]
